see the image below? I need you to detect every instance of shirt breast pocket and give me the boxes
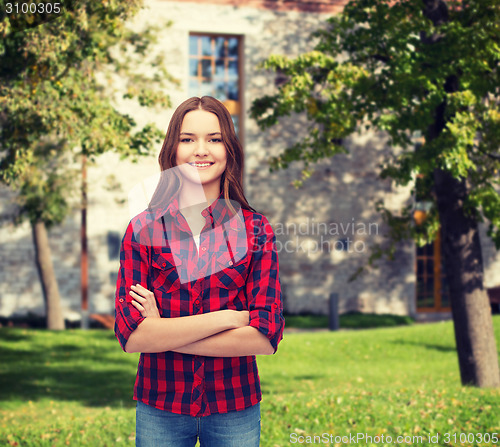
[213,252,247,290]
[150,250,181,293]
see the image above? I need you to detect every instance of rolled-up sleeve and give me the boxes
[246,215,285,354]
[114,219,148,352]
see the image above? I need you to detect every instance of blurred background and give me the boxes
[2,0,498,329]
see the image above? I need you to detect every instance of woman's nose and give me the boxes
[193,141,209,155]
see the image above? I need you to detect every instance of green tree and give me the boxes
[0,0,176,329]
[251,0,500,387]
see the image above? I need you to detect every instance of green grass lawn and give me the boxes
[0,316,499,446]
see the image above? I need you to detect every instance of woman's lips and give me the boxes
[188,162,215,169]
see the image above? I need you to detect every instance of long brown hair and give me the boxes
[148,96,256,214]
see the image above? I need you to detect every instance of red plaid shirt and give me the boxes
[114,193,284,416]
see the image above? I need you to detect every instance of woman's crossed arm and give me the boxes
[126,284,273,356]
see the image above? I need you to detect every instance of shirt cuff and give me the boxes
[114,304,146,352]
[249,306,284,354]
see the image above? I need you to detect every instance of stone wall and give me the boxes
[1,0,499,321]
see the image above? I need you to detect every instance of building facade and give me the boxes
[1,0,499,322]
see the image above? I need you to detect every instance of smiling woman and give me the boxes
[113,96,285,447]
[175,109,227,202]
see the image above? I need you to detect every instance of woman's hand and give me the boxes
[224,309,250,329]
[130,284,161,318]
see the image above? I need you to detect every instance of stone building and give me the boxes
[1,0,499,323]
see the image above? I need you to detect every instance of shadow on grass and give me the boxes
[0,330,34,343]
[259,371,327,395]
[0,330,138,408]
[390,339,457,353]
[290,374,326,380]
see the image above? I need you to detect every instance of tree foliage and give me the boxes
[251,0,500,268]
[252,0,500,387]
[0,0,177,329]
[0,0,177,226]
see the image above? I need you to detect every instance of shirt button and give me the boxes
[161,262,166,267]
[119,298,124,303]
[228,260,233,266]
[201,247,206,251]
[195,300,200,305]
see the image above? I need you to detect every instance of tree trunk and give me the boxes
[422,0,500,388]
[433,170,500,387]
[31,220,65,330]
[428,79,500,388]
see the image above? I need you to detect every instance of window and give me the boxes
[413,173,451,312]
[415,230,450,311]
[189,34,243,138]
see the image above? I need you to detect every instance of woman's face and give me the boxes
[176,109,227,193]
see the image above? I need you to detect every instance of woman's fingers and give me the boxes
[131,300,148,318]
[129,290,146,301]
[131,300,145,311]
[133,284,153,295]
[130,284,160,318]
[131,284,155,298]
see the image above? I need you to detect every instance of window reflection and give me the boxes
[189,34,241,139]
[201,36,211,56]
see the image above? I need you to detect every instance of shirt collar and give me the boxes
[152,191,236,227]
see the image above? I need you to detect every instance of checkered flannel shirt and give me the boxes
[114,193,284,416]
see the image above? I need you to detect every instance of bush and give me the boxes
[284,312,414,329]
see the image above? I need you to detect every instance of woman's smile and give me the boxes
[188,161,215,169]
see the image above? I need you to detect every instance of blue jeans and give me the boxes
[135,401,261,447]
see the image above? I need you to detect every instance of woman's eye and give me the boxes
[209,138,222,143]
[180,138,193,143]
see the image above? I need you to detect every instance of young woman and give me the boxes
[114,96,285,447]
